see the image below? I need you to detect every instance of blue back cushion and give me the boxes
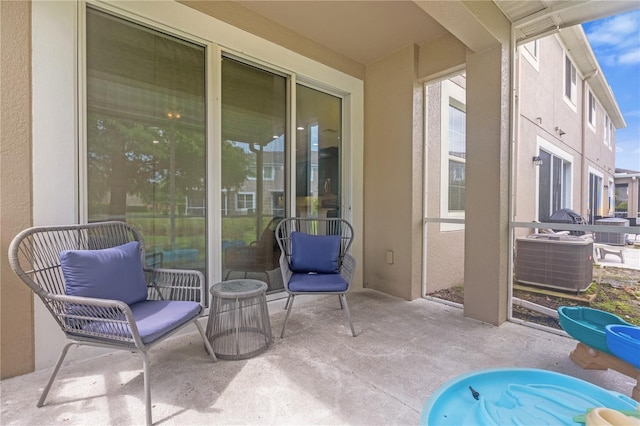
[289,232,341,274]
[60,241,148,305]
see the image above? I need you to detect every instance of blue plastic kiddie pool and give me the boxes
[606,324,640,369]
[420,368,638,426]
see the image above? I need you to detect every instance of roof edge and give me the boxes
[559,25,626,129]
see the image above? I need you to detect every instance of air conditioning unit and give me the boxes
[595,217,629,246]
[515,234,593,292]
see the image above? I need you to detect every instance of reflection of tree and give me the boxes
[87,113,206,219]
[221,140,250,192]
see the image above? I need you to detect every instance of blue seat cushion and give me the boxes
[130,300,202,344]
[60,241,148,306]
[289,232,341,273]
[288,273,348,293]
[70,300,202,345]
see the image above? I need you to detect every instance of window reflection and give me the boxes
[295,85,342,218]
[86,8,207,274]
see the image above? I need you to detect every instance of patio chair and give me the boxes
[8,221,216,426]
[275,217,356,337]
[223,216,281,287]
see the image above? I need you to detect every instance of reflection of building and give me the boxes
[223,139,340,218]
[221,140,287,217]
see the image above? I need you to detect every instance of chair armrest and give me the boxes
[145,267,206,306]
[340,253,356,287]
[47,293,145,348]
[279,253,292,289]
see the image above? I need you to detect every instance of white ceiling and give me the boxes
[235,1,638,65]
[237,1,448,65]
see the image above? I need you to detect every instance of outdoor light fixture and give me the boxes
[532,156,543,166]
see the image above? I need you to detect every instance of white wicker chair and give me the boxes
[8,221,216,426]
[275,217,356,337]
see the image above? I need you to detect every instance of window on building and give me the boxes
[588,90,596,128]
[604,115,612,148]
[524,40,538,58]
[608,178,614,217]
[248,164,275,180]
[615,183,629,216]
[588,172,603,223]
[538,149,572,222]
[425,75,466,231]
[564,54,577,106]
[521,40,540,70]
[236,192,255,210]
[448,104,466,212]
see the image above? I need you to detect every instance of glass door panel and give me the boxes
[295,85,342,218]
[86,8,207,274]
[220,57,286,293]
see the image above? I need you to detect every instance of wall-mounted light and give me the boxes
[555,126,566,136]
[532,156,543,166]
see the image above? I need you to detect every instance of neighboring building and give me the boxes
[424,26,627,293]
[614,168,640,223]
[514,26,625,228]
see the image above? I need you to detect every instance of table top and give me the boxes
[211,279,267,298]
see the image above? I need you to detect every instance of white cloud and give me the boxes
[619,47,640,65]
[585,11,640,66]
[625,109,640,118]
[587,12,639,46]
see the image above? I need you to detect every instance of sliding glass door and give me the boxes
[220,57,287,291]
[295,85,342,219]
[86,8,346,295]
[86,7,207,273]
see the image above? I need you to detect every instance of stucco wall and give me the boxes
[515,34,617,223]
[463,43,511,325]
[363,45,423,300]
[1,0,35,378]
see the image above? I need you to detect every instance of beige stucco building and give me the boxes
[615,169,640,221]
[2,1,637,380]
[514,27,625,228]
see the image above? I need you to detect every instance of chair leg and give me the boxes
[139,351,152,426]
[194,318,217,362]
[338,295,344,309]
[280,295,296,338]
[340,294,356,337]
[37,342,76,407]
[284,294,292,310]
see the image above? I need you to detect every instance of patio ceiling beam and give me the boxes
[413,0,502,53]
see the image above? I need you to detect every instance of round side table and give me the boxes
[206,279,272,360]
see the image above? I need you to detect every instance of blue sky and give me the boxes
[583,9,640,172]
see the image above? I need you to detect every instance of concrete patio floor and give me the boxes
[1,289,637,425]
